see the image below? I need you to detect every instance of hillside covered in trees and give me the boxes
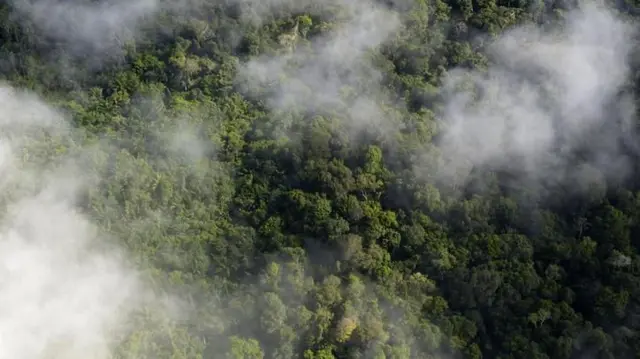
[2,0,640,358]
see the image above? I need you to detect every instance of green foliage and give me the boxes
[2,0,640,358]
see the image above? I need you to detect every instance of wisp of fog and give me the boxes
[0,85,150,359]
[0,0,637,357]
[236,0,403,137]
[434,2,638,194]
[9,0,159,59]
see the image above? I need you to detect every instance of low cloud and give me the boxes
[0,82,211,359]
[431,2,637,196]
[236,0,404,139]
[10,0,160,59]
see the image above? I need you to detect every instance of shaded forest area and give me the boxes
[1,0,640,358]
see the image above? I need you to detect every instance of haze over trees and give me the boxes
[0,0,640,358]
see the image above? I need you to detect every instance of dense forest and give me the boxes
[2,0,640,357]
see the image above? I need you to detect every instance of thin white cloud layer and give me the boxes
[11,0,160,56]
[237,0,403,135]
[0,84,169,359]
[434,2,637,191]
